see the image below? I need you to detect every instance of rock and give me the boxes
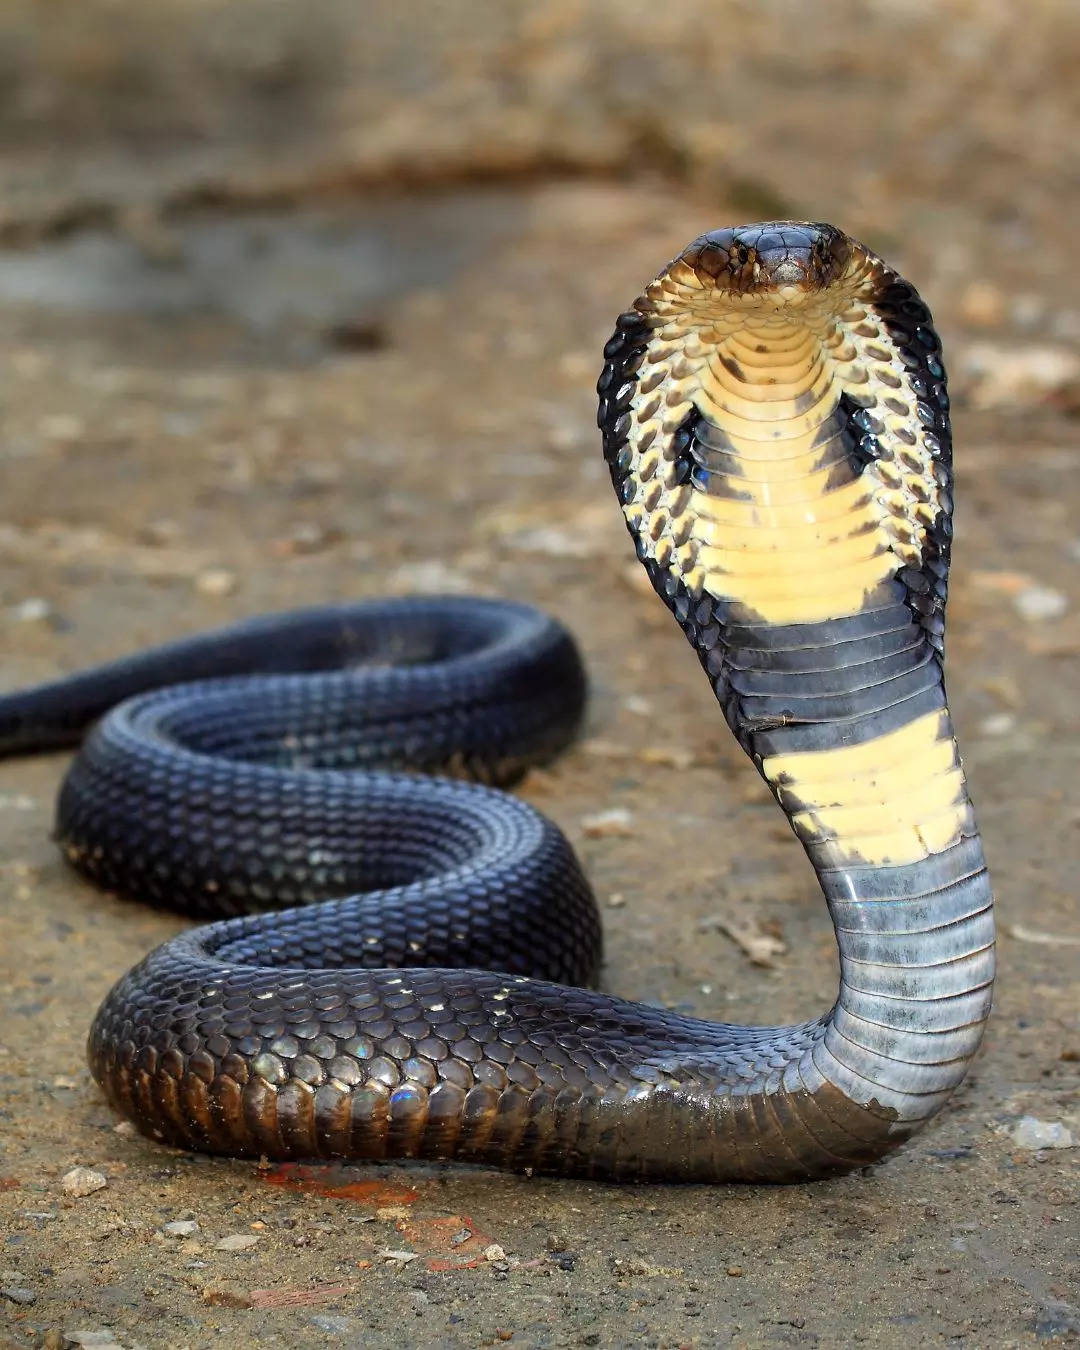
[376,1248,420,1263]
[1008,1117,1075,1150]
[61,1166,108,1197]
[580,807,634,838]
[484,1243,507,1263]
[68,1333,123,1349]
[1013,585,1068,622]
[978,713,1016,737]
[1,1285,36,1304]
[215,1233,260,1251]
[163,1219,200,1237]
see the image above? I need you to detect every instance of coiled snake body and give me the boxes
[1,223,994,1182]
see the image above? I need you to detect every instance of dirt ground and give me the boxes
[1,5,1079,1348]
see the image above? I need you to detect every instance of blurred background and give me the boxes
[1,3,1078,1346]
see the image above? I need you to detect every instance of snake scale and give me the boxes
[1,222,994,1182]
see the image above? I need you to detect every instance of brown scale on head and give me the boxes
[673,222,853,299]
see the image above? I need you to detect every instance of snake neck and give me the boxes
[598,235,993,1131]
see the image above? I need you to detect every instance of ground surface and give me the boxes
[1,6,1079,1348]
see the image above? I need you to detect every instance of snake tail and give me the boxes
[1,222,993,1182]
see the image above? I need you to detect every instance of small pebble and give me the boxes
[137,518,183,546]
[978,713,1016,737]
[201,1279,253,1308]
[275,522,338,556]
[726,1265,744,1277]
[311,1314,355,1333]
[325,317,389,352]
[639,745,695,769]
[61,1166,108,1197]
[605,892,626,908]
[376,1248,420,1263]
[484,1243,507,1263]
[580,807,634,839]
[195,567,238,598]
[11,597,51,623]
[1008,1117,1075,1151]
[163,1219,200,1237]
[67,1333,122,1349]
[1013,586,1068,623]
[215,1233,260,1251]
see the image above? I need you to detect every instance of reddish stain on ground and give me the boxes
[397,1213,497,1271]
[260,1162,419,1206]
[249,1270,372,1310]
[258,1165,504,1273]
[0,1177,20,1191]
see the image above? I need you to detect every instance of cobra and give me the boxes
[0,222,994,1183]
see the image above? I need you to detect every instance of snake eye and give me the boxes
[732,244,750,266]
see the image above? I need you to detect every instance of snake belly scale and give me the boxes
[0,222,994,1182]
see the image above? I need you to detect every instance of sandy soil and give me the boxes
[1,6,1079,1347]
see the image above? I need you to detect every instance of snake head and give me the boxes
[671,221,854,305]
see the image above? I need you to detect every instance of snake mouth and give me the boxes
[666,221,854,309]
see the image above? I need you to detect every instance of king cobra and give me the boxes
[0,222,994,1182]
